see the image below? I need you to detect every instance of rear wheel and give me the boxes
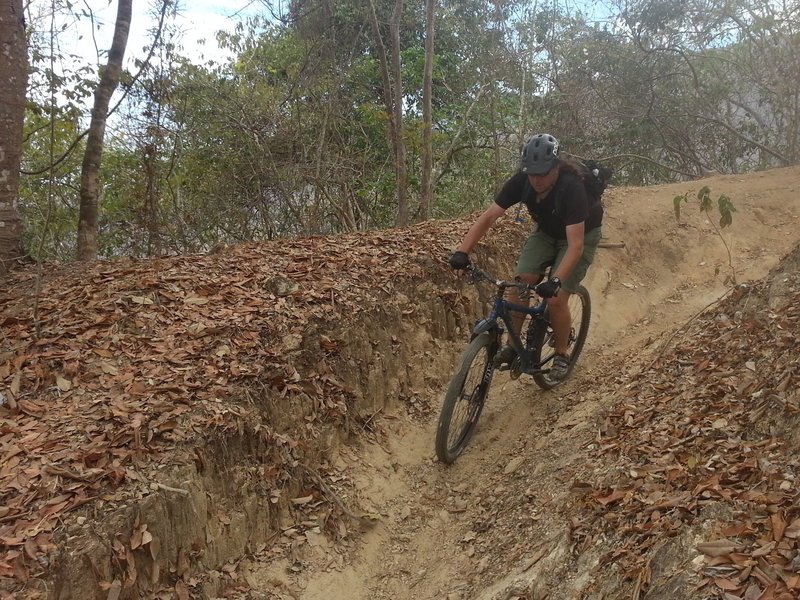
[435,333,497,464]
[531,285,591,390]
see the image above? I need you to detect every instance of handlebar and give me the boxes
[465,265,538,292]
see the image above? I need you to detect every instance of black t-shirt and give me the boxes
[494,171,603,239]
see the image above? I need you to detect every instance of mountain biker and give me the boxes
[448,133,603,380]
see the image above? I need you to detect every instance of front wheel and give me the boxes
[435,333,497,464]
[531,285,591,390]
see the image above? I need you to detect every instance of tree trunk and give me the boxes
[420,0,435,221]
[366,0,409,227]
[389,0,409,226]
[76,0,132,261]
[0,0,28,271]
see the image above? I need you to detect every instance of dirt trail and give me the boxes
[242,168,800,599]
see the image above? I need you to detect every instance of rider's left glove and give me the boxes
[535,277,561,298]
[448,251,470,270]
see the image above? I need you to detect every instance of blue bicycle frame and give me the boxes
[470,271,553,375]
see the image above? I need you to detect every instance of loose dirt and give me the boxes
[240,167,800,600]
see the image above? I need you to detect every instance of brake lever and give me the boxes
[466,269,482,285]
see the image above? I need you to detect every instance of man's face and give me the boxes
[528,165,559,193]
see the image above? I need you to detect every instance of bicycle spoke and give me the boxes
[436,334,495,463]
[447,364,485,446]
[532,285,592,390]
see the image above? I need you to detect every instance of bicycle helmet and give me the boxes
[520,134,560,175]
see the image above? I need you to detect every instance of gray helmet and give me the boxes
[520,134,560,175]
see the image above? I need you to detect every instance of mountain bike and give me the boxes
[435,265,591,464]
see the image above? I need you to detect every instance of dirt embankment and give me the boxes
[1,167,799,600]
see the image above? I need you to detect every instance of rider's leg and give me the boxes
[507,273,543,351]
[494,229,560,366]
[548,226,602,362]
[507,229,554,357]
[545,289,572,356]
[492,231,552,366]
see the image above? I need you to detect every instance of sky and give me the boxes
[22,0,266,125]
[130,0,262,64]
[34,0,264,70]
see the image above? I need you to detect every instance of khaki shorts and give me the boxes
[515,227,602,293]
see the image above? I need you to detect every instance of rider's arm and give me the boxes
[457,203,506,253]
[552,221,585,281]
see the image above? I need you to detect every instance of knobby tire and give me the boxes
[531,285,591,390]
[435,332,496,464]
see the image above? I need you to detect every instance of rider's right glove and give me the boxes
[535,276,562,298]
[448,251,470,270]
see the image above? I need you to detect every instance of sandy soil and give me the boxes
[241,167,800,599]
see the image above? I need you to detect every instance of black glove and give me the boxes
[535,277,561,298]
[449,251,470,270]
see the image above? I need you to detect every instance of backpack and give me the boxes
[579,159,613,203]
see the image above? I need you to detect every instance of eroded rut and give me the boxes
[238,292,742,599]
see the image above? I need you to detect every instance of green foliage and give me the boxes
[674,186,737,229]
[716,194,737,228]
[19,107,84,261]
[19,0,800,259]
[673,186,738,284]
